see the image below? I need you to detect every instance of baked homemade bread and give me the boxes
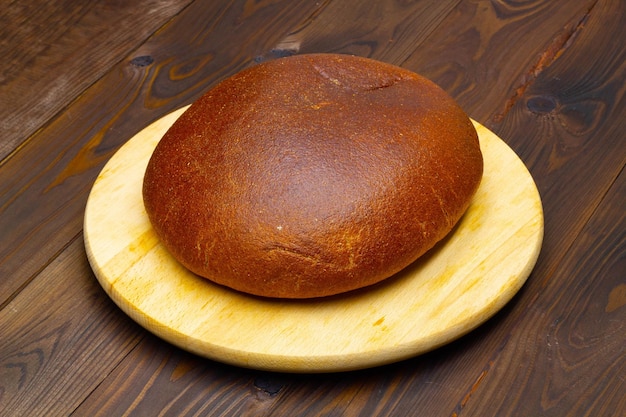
[143,53,483,299]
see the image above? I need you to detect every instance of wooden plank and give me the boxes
[0,0,193,160]
[263,0,462,63]
[73,339,278,416]
[0,237,143,417]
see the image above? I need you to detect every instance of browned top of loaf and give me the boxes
[142,53,483,299]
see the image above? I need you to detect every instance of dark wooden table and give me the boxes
[1,1,624,415]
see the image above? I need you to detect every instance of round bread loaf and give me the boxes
[142,53,483,299]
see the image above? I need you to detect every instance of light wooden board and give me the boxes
[84,106,543,373]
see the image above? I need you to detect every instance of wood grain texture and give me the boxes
[0,0,193,160]
[401,0,603,123]
[0,0,624,415]
[267,0,462,62]
[0,237,143,417]
[74,339,279,416]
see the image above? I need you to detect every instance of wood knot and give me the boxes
[527,95,558,114]
[130,55,154,67]
[254,376,284,396]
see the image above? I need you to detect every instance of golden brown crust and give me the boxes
[142,53,483,298]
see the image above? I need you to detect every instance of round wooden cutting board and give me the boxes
[84,106,543,373]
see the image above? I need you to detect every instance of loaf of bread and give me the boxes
[143,53,483,299]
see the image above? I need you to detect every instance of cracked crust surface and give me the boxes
[142,53,483,298]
